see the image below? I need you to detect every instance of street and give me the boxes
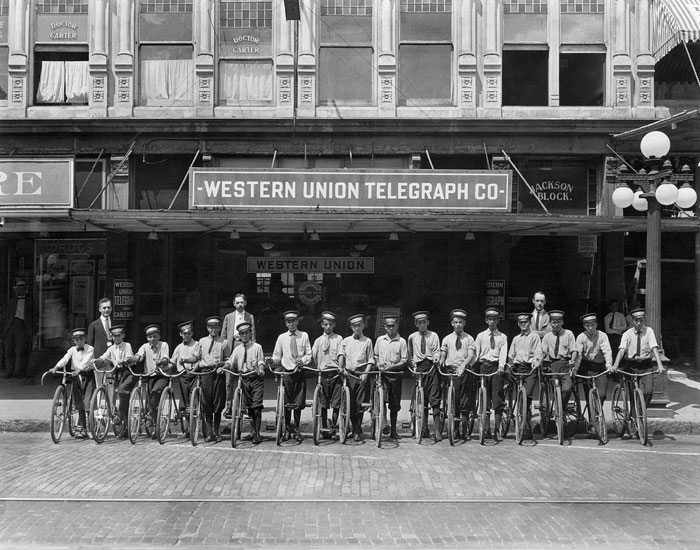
[1,432,699,549]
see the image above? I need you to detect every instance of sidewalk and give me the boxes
[2,364,699,434]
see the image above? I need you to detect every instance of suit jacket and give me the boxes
[221,311,255,350]
[87,317,112,358]
[531,309,551,339]
[2,295,35,339]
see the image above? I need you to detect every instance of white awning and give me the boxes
[653,0,700,60]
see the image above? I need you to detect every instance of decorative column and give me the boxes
[547,0,560,106]
[296,0,316,116]
[7,0,29,117]
[114,0,134,116]
[276,9,294,117]
[457,0,477,116]
[482,0,501,114]
[89,0,109,116]
[378,0,396,116]
[612,0,632,109]
[635,0,656,115]
[194,0,214,116]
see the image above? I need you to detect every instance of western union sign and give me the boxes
[247,257,375,274]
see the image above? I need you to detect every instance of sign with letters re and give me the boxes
[191,169,511,211]
[0,158,74,208]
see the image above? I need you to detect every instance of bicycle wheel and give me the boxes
[275,382,285,446]
[539,378,550,437]
[589,387,607,445]
[446,384,455,446]
[376,385,385,448]
[128,386,142,444]
[478,385,488,445]
[338,385,351,444]
[515,386,527,445]
[89,386,111,444]
[142,389,154,438]
[554,385,564,445]
[415,386,425,444]
[112,392,125,437]
[50,385,67,444]
[312,384,322,446]
[500,385,513,439]
[634,387,648,446]
[190,386,202,446]
[67,392,79,438]
[231,387,242,448]
[156,388,173,444]
[611,383,628,436]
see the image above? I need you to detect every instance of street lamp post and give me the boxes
[612,131,697,414]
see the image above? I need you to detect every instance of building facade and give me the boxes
[0,0,699,362]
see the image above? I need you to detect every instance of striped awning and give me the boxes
[652,0,700,60]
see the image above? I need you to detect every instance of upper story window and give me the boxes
[33,0,89,105]
[398,0,453,105]
[504,0,547,14]
[502,48,548,106]
[218,0,273,103]
[138,0,193,106]
[318,0,374,105]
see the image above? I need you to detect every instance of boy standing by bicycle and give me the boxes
[272,310,312,442]
[338,313,375,442]
[374,315,408,440]
[471,308,508,441]
[198,316,231,442]
[311,311,343,440]
[507,312,543,438]
[222,293,255,419]
[129,325,170,435]
[51,328,95,439]
[407,311,441,439]
[611,308,665,406]
[170,321,202,436]
[94,325,134,438]
[225,322,266,444]
[438,309,476,443]
[541,310,577,409]
[574,312,613,407]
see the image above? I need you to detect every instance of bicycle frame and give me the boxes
[407,363,436,444]
[42,366,78,444]
[303,364,340,445]
[541,370,571,445]
[187,367,217,446]
[508,366,537,445]
[271,363,302,446]
[614,369,659,446]
[88,361,121,443]
[573,370,608,445]
[155,367,186,444]
[437,365,462,446]
[465,368,499,445]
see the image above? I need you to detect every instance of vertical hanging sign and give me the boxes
[113,279,135,321]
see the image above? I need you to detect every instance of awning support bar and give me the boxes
[87,140,135,210]
[501,149,551,215]
[167,149,200,211]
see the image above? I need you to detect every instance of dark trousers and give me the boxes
[544,359,574,406]
[346,374,367,433]
[179,373,197,411]
[381,374,403,412]
[415,359,441,410]
[5,318,30,377]
[199,373,216,416]
[476,360,504,415]
[212,371,227,413]
[510,363,538,423]
[242,375,265,412]
[441,366,470,418]
[579,360,609,404]
[283,369,306,410]
[320,373,341,409]
[625,359,654,406]
[71,371,95,429]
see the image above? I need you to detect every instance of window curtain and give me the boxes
[220,62,273,101]
[141,59,193,103]
[37,61,89,103]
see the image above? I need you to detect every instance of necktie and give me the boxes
[208,338,215,354]
[103,317,110,333]
[490,332,495,350]
[420,334,426,354]
[554,333,560,358]
[290,332,298,359]
[322,335,330,352]
[535,311,541,331]
[242,345,248,371]
[353,334,361,340]
[77,347,84,352]
[635,331,642,358]
[608,316,614,330]
[455,336,462,351]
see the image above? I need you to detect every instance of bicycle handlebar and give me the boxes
[407,364,436,376]
[437,365,462,377]
[465,368,499,377]
[509,366,538,377]
[616,369,661,378]
[126,364,157,378]
[220,368,261,378]
[91,359,120,374]
[302,365,340,373]
[574,371,609,380]
[157,367,185,378]
[541,370,572,378]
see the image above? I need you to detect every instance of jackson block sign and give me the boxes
[191,169,511,211]
[518,168,588,215]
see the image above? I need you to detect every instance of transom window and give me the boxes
[504,0,547,14]
[220,1,272,28]
[321,0,372,16]
[400,0,451,13]
[560,0,605,14]
[36,0,88,14]
[140,0,192,14]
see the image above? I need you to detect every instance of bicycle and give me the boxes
[508,366,538,445]
[611,369,659,446]
[363,368,387,448]
[407,362,435,444]
[572,371,609,445]
[537,368,551,437]
[88,360,125,443]
[126,365,156,445]
[41,366,79,444]
[220,367,261,448]
[303,364,340,445]
[187,366,217,446]
[541,369,571,445]
[336,369,359,444]
[437,365,462,446]
[465,368,500,445]
[271,363,302,446]
[155,367,188,444]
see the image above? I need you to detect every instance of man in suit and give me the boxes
[2,280,34,379]
[87,298,113,387]
[530,291,551,339]
[221,293,255,418]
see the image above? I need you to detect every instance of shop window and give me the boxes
[218,1,273,104]
[559,52,604,106]
[0,46,7,101]
[502,49,548,106]
[139,0,193,105]
[34,50,89,104]
[133,154,194,209]
[398,0,452,105]
[318,0,373,104]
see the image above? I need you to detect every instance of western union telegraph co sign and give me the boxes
[190,169,511,210]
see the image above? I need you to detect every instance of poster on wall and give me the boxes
[71,276,92,315]
[113,279,135,321]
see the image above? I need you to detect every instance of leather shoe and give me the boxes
[421,426,430,439]
[284,429,292,441]
[353,432,362,442]
[382,425,390,435]
[295,431,303,442]
[390,431,400,440]
[205,433,215,443]
[214,433,223,443]
[434,431,442,442]
[243,432,255,441]
[253,433,262,444]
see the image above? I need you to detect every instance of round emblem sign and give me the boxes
[298,280,323,306]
